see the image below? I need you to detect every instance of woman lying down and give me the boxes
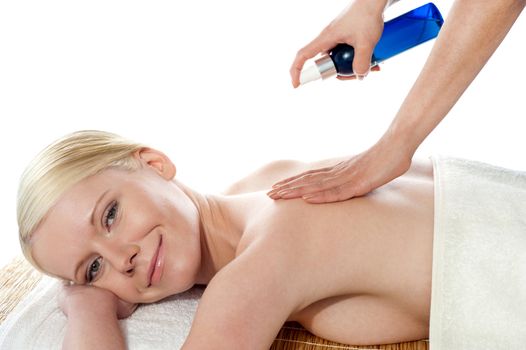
[17,130,526,349]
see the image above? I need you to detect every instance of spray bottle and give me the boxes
[300,2,444,85]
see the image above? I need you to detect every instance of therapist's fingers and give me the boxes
[336,65,380,80]
[300,182,364,203]
[352,43,375,79]
[271,166,335,188]
[271,172,340,198]
[268,169,368,202]
[290,34,335,88]
[336,75,358,81]
[268,165,354,200]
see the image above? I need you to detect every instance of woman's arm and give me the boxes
[59,285,136,350]
[182,236,303,349]
[63,305,125,350]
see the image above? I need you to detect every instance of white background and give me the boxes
[0,0,525,269]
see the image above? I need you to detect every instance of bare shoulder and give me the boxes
[222,157,347,195]
[222,160,306,195]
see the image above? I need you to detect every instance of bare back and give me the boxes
[227,157,434,345]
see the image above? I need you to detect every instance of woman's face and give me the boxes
[30,152,202,304]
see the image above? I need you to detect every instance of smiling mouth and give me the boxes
[147,235,164,287]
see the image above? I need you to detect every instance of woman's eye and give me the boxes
[86,256,103,283]
[104,201,119,230]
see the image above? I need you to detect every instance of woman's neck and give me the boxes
[177,181,265,284]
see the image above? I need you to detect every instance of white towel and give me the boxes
[0,276,203,350]
[430,156,526,349]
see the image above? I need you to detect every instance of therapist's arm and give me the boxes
[387,0,526,155]
[271,0,526,203]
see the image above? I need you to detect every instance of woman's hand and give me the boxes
[268,136,413,203]
[58,284,133,349]
[59,283,138,319]
[290,0,386,87]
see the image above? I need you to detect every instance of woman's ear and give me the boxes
[133,147,176,180]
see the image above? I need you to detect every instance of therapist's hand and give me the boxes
[268,136,413,203]
[290,0,386,88]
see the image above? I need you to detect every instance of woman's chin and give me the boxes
[137,279,197,304]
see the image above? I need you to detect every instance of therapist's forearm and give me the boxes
[385,0,525,153]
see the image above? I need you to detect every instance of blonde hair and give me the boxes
[17,130,145,270]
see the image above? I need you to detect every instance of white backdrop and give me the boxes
[0,0,525,269]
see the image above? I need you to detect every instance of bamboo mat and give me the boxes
[0,256,42,324]
[0,257,428,350]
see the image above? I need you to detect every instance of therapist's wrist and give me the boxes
[354,0,389,16]
[380,123,419,159]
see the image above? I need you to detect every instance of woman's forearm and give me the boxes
[62,304,125,350]
[386,0,525,153]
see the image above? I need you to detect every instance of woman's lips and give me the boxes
[147,235,164,287]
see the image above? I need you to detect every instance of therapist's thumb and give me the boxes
[352,44,374,79]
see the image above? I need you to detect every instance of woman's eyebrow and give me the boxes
[90,189,110,226]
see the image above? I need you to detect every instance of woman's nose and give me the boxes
[123,247,139,276]
[121,244,140,276]
[99,242,140,276]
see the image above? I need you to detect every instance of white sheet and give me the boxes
[0,276,203,350]
[430,156,526,349]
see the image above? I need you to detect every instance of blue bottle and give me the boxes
[300,2,444,84]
